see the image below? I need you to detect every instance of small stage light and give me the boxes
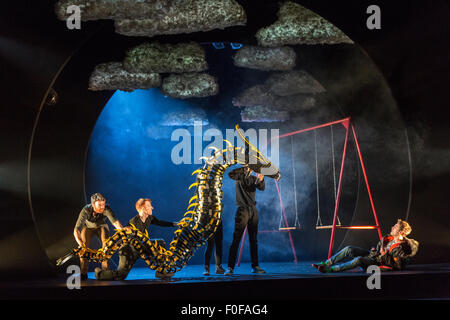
[212,42,225,49]
[45,88,58,106]
[230,43,243,49]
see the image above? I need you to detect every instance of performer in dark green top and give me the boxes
[95,197,177,280]
[74,193,124,279]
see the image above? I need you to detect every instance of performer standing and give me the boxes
[73,193,124,279]
[95,198,177,280]
[225,165,266,275]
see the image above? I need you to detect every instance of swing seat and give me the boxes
[279,226,301,231]
[316,225,378,230]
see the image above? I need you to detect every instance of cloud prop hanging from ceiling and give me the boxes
[265,70,326,96]
[88,62,161,92]
[123,42,208,74]
[161,73,219,99]
[241,106,289,123]
[232,70,326,122]
[55,0,246,37]
[88,42,219,98]
[159,110,209,127]
[232,45,296,71]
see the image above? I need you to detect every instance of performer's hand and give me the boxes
[380,247,386,256]
[257,173,264,181]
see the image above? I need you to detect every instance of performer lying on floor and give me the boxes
[313,219,419,273]
[95,198,177,280]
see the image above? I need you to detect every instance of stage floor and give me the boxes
[1,262,450,300]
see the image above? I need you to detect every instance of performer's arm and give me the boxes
[73,209,86,246]
[379,245,409,268]
[123,216,137,231]
[240,169,257,187]
[73,229,84,246]
[373,236,387,255]
[378,242,388,257]
[112,220,124,230]
[151,216,177,227]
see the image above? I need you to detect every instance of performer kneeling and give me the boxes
[95,198,177,280]
[313,219,418,272]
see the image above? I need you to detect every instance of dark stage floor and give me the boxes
[1,262,450,300]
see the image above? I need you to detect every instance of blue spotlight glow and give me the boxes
[230,43,243,50]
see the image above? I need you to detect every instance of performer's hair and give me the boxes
[136,198,152,212]
[91,193,105,204]
[397,219,412,236]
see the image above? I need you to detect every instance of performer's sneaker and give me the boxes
[224,267,234,276]
[252,266,266,274]
[216,265,225,274]
[203,266,210,276]
[312,261,329,270]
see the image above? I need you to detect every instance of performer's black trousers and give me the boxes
[96,239,165,280]
[228,206,259,269]
[204,222,223,266]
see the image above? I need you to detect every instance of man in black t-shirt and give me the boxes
[225,165,266,275]
[95,197,177,280]
[74,193,124,279]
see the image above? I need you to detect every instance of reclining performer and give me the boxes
[313,219,419,273]
[95,198,177,280]
[74,193,124,280]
